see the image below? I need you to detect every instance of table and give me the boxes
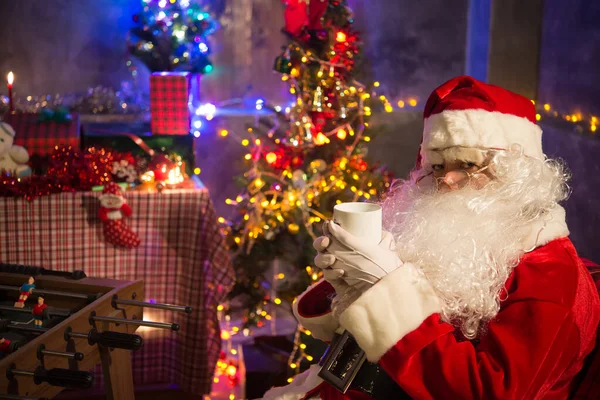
[0,187,234,395]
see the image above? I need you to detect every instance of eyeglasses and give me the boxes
[435,164,492,191]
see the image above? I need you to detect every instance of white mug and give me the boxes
[332,202,382,246]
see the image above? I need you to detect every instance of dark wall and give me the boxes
[0,0,469,107]
[538,0,600,116]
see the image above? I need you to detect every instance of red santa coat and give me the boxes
[265,207,600,400]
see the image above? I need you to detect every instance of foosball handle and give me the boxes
[33,366,93,389]
[88,328,143,350]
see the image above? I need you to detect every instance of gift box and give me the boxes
[82,122,196,176]
[150,72,191,135]
[2,112,81,156]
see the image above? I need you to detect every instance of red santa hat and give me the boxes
[419,76,543,167]
[101,182,123,196]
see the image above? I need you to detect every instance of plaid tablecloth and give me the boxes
[0,188,234,395]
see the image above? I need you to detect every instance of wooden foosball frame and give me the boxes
[0,270,190,400]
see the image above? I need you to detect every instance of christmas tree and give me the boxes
[129,0,217,74]
[220,0,393,375]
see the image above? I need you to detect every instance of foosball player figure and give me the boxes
[0,337,11,355]
[14,276,35,308]
[32,295,47,328]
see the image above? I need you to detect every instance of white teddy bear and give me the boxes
[0,122,31,178]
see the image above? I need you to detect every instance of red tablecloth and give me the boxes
[0,188,234,395]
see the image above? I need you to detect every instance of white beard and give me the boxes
[380,151,569,338]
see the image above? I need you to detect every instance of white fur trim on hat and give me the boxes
[421,109,543,167]
[338,263,441,362]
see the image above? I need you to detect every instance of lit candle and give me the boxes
[7,72,14,113]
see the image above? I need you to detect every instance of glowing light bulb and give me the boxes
[226,365,237,376]
[337,129,347,140]
[543,104,551,111]
[266,152,277,164]
[336,32,347,42]
[193,120,202,129]
[220,129,229,137]
[199,42,209,53]
[408,98,417,107]
[397,100,405,108]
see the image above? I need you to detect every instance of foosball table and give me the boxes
[0,264,192,400]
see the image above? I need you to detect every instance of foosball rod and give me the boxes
[0,284,91,301]
[37,344,83,361]
[0,305,70,318]
[0,319,47,335]
[0,395,49,400]
[112,295,193,313]
[89,311,179,331]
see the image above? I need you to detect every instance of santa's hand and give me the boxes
[314,236,350,294]
[314,221,402,292]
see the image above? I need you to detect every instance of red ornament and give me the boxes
[149,154,174,182]
[307,0,328,30]
[283,0,308,37]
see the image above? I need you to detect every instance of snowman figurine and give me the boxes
[0,121,31,177]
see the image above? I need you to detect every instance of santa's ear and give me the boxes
[9,145,29,164]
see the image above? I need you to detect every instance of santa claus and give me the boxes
[262,76,600,399]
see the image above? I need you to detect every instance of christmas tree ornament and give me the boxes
[273,55,292,74]
[98,182,141,249]
[312,86,324,111]
[309,159,327,172]
[291,169,308,188]
[283,0,309,37]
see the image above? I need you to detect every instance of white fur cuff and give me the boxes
[338,263,441,362]
[293,281,340,342]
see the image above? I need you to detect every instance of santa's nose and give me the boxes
[438,170,468,191]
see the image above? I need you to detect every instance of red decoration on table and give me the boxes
[149,154,175,181]
[14,276,35,308]
[32,295,47,327]
[150,72,191,135]
[0,146,114,200]
[98,182,141,249]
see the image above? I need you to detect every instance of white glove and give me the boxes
[313,221,402,292]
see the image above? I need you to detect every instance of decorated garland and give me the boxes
[0,145,187,200]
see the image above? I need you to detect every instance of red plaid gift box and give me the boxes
[2,112,80,156]
[151,72,191,135]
